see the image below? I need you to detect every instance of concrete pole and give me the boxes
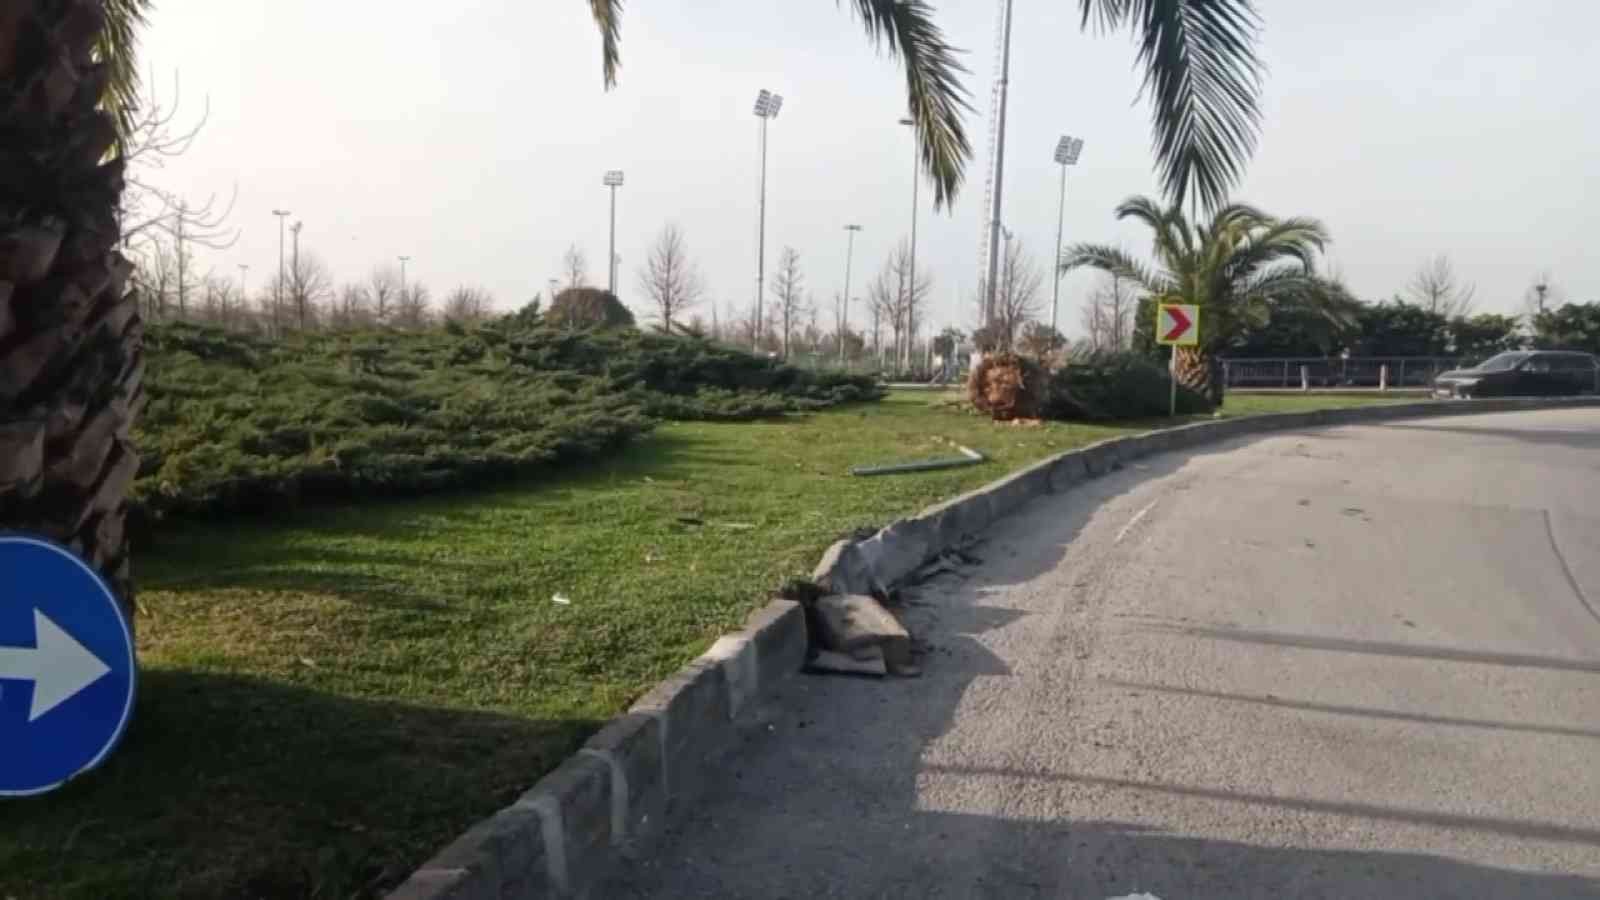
[983,0,1016,329]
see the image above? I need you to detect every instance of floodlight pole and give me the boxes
[753,91,783,350]
[841,224,862,364]
[1051,135,1083,337]
[604,170,625,295]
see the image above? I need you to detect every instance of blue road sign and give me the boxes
[0,535,137,796]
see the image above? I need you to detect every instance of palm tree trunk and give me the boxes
[1173,346,1225,407]
[1,0,143,624]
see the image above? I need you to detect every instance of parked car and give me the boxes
[1433,350,1600,398]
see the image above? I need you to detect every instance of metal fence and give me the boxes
[1220,357,1478,389]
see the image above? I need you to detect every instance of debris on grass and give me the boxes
[850,442,986,477]
[551,593,572,606]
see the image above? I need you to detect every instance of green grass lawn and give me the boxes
[0,391,1401,899]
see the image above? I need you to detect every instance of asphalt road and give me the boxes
[603,408,1600,899]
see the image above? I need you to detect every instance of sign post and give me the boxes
[1155,303,1200,416]
[0,536,137,796]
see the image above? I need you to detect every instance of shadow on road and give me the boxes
[1098,677,1600,742]
[1384,420,1600,451]
[1143,622,1600,675]
[603,444,1600,899]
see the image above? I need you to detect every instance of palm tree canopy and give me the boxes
[1061,195,1353,350]
[92,0,1263,214]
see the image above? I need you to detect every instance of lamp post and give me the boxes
[398,255,411,296]
[1051,135,1084,337]
[840,224,862,365]
[753,89,784,349]
[899,117,920,369]
[271,210,290,333]
[603,170,624,295]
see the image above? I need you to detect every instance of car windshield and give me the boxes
[1475,352,1532,372]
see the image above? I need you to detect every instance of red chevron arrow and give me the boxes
[1162,306,1193,342]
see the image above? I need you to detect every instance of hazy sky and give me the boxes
[141,0,1598,336]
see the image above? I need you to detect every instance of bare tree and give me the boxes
[801,297,823,355]
[562,244,589,289]
[197,271,233,326]
[639,224,705,333]
[131,238,177,321]
[884,241,934,370]
[327,284,371,330]
[119,72,238,251]
[276,251,334,330]
[367,266,401,325]
[867,265,894,362]
[769,246,807,356]
[1080,272,1138,351]
[992,239,1045,350]
[394,283,433,329]
[1406,255,1476,318]
[443,286,495,323]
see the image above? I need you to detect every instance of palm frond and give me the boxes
[97,0,155,138]
[1113,195,1190,268]
[1082,0,1264,213]
[844,0,973,209]
[589,0,623,88]
[585,0,972,208]
[1060,243,1172,297]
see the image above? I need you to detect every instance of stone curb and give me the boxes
[389,395,1596,898]
[813,396,1600,597]
[386,598,807,898]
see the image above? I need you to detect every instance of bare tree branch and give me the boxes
[639,224,705,332]
[1405,255,1476,318]
[769,246,808,357]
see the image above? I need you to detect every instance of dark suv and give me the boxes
[1434,350,1600,398]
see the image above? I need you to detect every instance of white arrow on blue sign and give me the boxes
[0,535,137,796]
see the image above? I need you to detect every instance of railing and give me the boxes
[1220,357,1478,389]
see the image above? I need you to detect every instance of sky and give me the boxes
[139,0,1600,337]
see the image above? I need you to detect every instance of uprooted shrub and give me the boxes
[967,352,1050,420]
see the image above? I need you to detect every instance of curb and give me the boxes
[812,396,1600,596]
[386,599,806,899]
[388,395,1596,898]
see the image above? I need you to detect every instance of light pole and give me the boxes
[984,0,1016,330]
[899,117,920,370]
[603,170,624,295]
[1051,135,1084,337]
[840,224,862,365]
[271,210,290,333]
[753,89,784,348]
[398,255,411,296]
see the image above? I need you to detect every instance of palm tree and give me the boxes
[3,0,1262,617]
[1062,196,1357,403]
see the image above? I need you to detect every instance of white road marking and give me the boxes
[1115,500,1159,544]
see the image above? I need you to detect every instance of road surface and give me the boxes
[603,408,1600,899]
